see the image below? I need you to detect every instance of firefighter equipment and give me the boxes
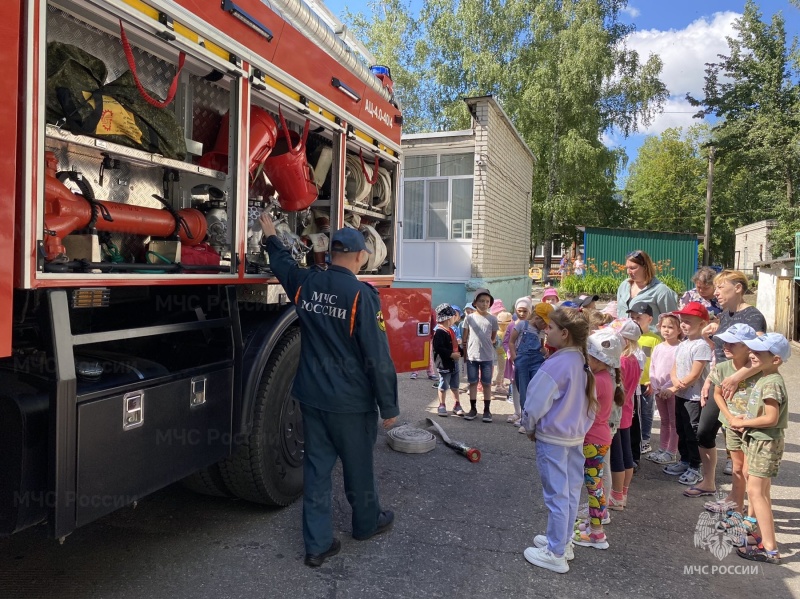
[262,108,318,212]
[43,152,206,261]
[45,43,187,160]
[199,106,278,175]
[426,418,481,463]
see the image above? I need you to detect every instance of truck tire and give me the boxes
[181,464,232,498]
[220,328,304,506]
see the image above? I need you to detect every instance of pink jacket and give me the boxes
[620,354,642,429]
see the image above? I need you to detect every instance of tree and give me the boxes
[687,0,800,256]
[625,127,707,233]
[345,0,430,133]
[345,0,666,276]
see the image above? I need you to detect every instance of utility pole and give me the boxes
[704,146,715,266]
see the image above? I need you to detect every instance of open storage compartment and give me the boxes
[40,2,240,277]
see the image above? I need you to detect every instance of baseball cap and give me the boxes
[587,328,624,369]
[612,318,642,341]
[451,305,462,315]
[673,302,709,321]
[627,303,653,317]
[715,323,757,344]
[331,227,372,253]
[743,333,791,363]
[464,303,475,312]
[534,302,553,324]
[561,301,581,309]
[577,294,600,308]
[435,303,456,322]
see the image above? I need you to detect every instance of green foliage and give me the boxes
[343,0,667,253]
[686,0,800,258]
[559,256,686,296]
[559,272,685,297]
[559,273,622,296]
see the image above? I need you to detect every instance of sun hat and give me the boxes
[473,288,494,307]
[514,297,533,312]
[435,303,456,323]
[534,302,554,324]
[542,288,559,300]
[743,333,791,363]
[673,302,710,321]
[489,299,507,315]
[497,311,513,325]
[587,328,624,369]
[715,323,757,344]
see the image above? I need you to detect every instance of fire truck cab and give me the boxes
[0,0,431,540]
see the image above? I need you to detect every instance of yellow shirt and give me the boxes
[638,332,662,385]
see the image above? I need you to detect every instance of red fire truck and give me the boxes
[0,0,431,541]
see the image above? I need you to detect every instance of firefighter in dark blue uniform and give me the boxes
[259,214,399,567]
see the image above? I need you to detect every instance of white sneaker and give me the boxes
[533,535,574,561]
[524,546,569,573]
[518,425,526,434]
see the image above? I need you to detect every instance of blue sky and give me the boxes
[324,1,799,182]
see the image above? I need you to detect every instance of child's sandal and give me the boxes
[717,512,757,535]
[737,543,780,564]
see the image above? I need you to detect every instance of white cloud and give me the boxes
[626,11,740,99]
[622,5,641,18]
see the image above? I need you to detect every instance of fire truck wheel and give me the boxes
[181,464,233,498]
[220,328,304,506]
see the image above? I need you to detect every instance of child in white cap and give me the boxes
[573,328,625,550]
[730,333,791,564]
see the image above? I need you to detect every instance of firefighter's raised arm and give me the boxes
[259,212,307,298]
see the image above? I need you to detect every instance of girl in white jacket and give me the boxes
[521,308,597,574]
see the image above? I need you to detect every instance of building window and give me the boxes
[405,154,437,177]
[403,152,474,240]
[402,180,424,240]
[551,240,563,257]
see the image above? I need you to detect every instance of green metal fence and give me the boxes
[582,227,699,289]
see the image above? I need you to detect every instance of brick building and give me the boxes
[395,96,535,310]
[735,219,777,275]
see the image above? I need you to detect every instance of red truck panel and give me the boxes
[379,288,432,374]
[0,1,22,358]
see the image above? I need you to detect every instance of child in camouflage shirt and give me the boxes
[703,324,761,513]
[729,333,791,565]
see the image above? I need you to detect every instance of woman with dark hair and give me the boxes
[680,267,722,317]
[616,250,678,329]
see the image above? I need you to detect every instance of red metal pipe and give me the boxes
[44,152,207,261]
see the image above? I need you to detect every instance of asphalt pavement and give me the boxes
[2,349,800,599]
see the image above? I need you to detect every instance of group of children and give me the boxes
[430,274,790,573]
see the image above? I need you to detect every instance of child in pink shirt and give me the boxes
[608,319,642,510]
[647,313,682,464]
[573,328,625,550]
